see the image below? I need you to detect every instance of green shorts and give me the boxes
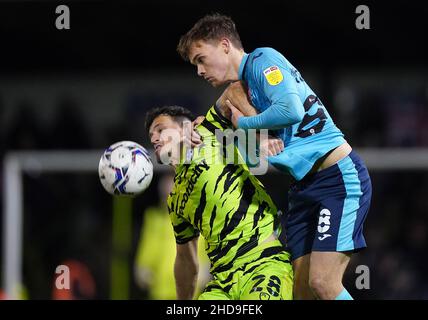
[198,241,293,300]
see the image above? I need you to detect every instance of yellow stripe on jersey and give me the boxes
[167,105,279,273]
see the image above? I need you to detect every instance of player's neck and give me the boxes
[170,144,193,168]
[228,49,245,81]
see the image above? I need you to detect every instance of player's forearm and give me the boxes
[216,81,258,120]
[215,98,256,124]
[215,100,232,120]
[238,95,304,130]
[174,254,199,300]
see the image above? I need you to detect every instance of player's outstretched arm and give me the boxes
[235,94,304,130]
[235,59,305,130]
[174,237,199,300]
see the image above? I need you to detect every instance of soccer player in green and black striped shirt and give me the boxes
[146,84,293,300]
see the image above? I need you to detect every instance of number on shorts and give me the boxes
[267,275,281,297]
[250,274,281,297]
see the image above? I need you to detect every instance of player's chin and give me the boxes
[208,79,222,88]
[156,147,174,165]
[154,149,163,164]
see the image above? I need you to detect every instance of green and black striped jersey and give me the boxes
[167,105,279,273]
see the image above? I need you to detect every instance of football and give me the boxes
[98,141,153,196]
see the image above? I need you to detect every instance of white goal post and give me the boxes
[1,150,169,299]
[2,148,428,299]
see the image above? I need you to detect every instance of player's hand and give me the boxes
[225,99,243,128]
[259,135,285,157]
[266,135,284,156]
[193,116,205,127]
[185,116,204,147]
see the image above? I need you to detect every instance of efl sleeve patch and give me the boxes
[263,66,283,86]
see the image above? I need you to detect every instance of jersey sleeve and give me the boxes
[238,50,305,130]
[169,207,200,244]
[199,104,233,134]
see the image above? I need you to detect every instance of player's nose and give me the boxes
[197,64,205,76]
[150,133,159,145]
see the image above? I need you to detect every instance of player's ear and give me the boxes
[220,38,231,54]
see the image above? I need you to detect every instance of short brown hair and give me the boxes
[177,13,243,61]
[145,106,195,133]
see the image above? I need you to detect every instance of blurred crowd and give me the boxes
[0,76,427,299]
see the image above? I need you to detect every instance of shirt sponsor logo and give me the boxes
[178,160,209,215]
[263,66,283,86]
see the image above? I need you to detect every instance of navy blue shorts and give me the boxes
[284,150,372,261]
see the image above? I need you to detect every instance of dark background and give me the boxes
[0,0,427,300]
[1,1,426,72]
